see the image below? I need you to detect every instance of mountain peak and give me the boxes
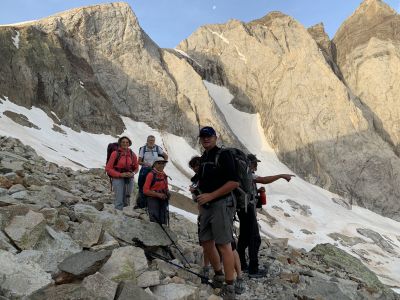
[351,0,396,20]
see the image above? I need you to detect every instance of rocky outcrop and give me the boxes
[333,0,400,156]
[177,9,400,221]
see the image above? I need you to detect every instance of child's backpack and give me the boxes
[215,148,256,212]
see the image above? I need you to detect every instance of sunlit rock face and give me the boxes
[177,7,400,220]
[0,3,237,146]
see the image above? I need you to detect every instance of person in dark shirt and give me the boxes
[237,153,294,278]
[196,126,239,300]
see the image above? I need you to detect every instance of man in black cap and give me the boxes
[237,153,294,278]
[196,126,239,300]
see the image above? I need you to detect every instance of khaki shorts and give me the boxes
[198,195,235,245]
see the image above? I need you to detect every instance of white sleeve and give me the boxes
[252,174,258,180]
[157,145,164,155]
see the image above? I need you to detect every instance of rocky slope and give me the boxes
[176,2,400,221]
[0,136,399,299]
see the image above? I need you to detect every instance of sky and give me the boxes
[0,0,399,48]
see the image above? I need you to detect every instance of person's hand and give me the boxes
[197,193,215,205]
[158,193,168,200]
[281,174,295,182]
[189,186,196,193]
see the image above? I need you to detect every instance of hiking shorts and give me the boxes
[199,194,235,245]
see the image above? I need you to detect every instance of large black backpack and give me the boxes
[215,148,255,212]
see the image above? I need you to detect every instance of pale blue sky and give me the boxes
[0,0,399,48]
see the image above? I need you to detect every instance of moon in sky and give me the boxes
[212,5,217,10]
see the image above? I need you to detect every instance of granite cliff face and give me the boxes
[333,0,400,155]
[177,3,400,220]
[1,1,400,221]
[0,2,236,146]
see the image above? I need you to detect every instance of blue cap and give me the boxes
[199,126,216,137]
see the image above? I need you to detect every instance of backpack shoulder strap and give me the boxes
[113,150,121,167]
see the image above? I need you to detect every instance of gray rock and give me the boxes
[151,283,199,300]
[356,228,397,255]
[54,215,70,231]
[40,207,58,225]
[82,272,118,300]
[4,210,46,250]
[99,246,148,283]
[0,230,17,253]
[153,258,177,277]
[311,243,385,291]
[117,281,157,300]
[74,204,172,247]
[137,271,161,288]
[0,188,7,197]
[0,204,33,229]
[0,249,53,299]
[29,283,101,300]
[72,220,103,248]
[91,232,119,251]
[7,184,25,195]
[58,250,111,278]
[296,277,357,300]
[10,190,28,200]
[32,226,82,273]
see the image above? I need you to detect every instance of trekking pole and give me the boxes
[154,215,192,268]
[146,250,213,286]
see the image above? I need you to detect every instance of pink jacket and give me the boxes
[106,149,139,178]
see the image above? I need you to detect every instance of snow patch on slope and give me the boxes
[204,81,400,287]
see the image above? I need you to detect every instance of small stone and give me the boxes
[82,272,118,300]
[137,271,161,287]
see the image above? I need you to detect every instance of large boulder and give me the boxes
[99,246,148,283]
[0,249,53,299]
[58,250,111,278]
[150,283,199,300]
[4,210,46,250]
[17,226,82,274]
[82,272,118,300]
[74,204,172,247]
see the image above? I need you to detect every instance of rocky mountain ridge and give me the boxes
[0,0,399,256]
[0,136,399,299]
[177,0,400,221]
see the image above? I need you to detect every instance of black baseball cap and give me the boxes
[199,126,216,137]
[247,154,261,163]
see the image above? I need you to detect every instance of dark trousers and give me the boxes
[237,203,261,273]
[147,197,169,225]
[136,167,151,208]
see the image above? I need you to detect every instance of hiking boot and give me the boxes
[201,266,211,280]
[212,273,225,288]
[248,268,267,279]
[234,277,245,294]
[219,284,236,300]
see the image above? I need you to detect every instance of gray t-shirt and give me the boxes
[138,145,165,166]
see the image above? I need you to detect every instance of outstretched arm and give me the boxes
[255,174,295,184]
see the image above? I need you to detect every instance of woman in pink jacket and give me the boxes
[105,136,139,210]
